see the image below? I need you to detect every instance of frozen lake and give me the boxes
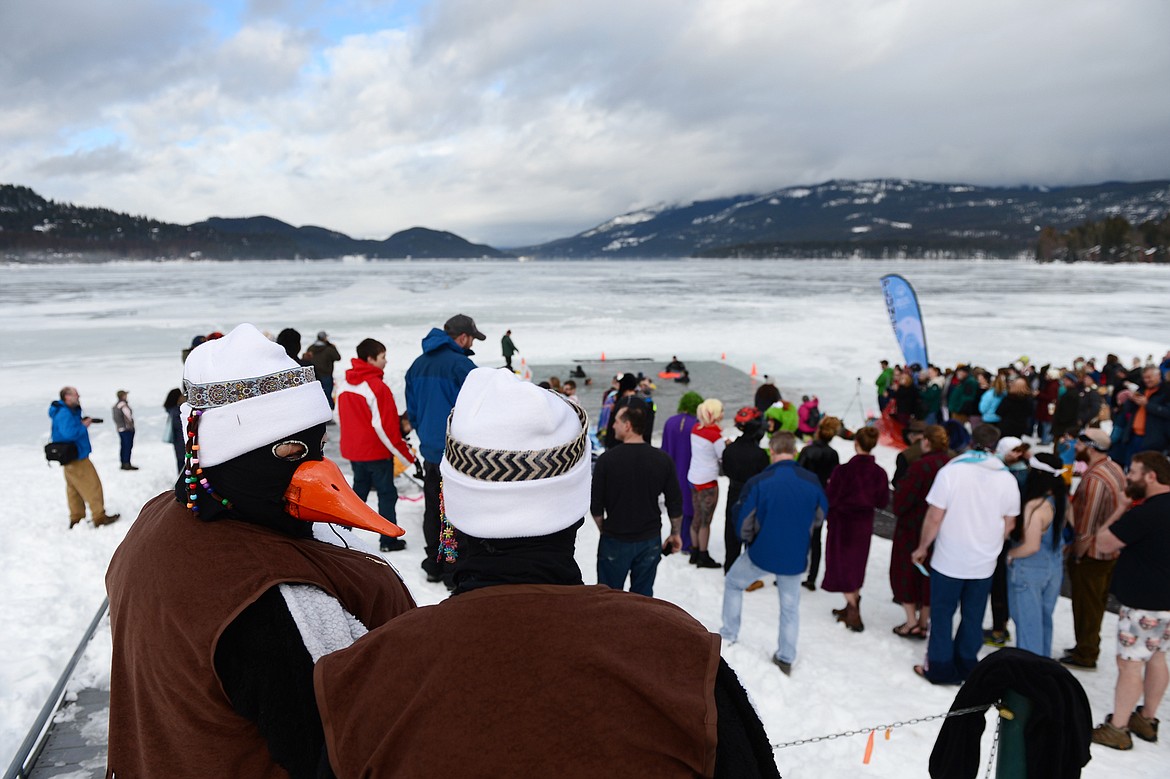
[1,257,1167,776]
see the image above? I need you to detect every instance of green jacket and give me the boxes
[947,376,980,415]
[876,368,894,397]
[765,402,799,436]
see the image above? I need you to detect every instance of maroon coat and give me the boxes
[821,453,889,593]
[889,450,951,605]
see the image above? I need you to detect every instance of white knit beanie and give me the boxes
[181,323,333,467]
[441,368,591,539]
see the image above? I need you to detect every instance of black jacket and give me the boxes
[930,648,1091,779]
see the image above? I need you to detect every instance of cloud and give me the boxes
[1,0,1168,247]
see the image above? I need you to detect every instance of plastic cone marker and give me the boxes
[284,458,405,537]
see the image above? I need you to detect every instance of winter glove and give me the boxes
[413,460,425,480]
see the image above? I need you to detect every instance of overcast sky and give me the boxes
[2,0,1168,247]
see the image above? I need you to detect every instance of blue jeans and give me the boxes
[351,460,398,540]
[118,429,134,465]
[720,554,803,665]
[1008,554,1062,658]
[925,570,993,684]
[320,375,335,410]
[1038,421,1053,445]
[597,535,661,596]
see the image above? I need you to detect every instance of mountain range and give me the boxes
[525,179,1170,259]
[3,179,1168,262]
[0,185,506,261]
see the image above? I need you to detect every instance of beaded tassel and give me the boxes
[437,481,458,563]
[184,409,232,518]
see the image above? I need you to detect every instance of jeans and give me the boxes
[118,429,134,465]
[720,554,803,665]
[597,535,661,596]
[1038,421,1053,444]
[320,375,335,409]
[351,459,397,542]
[925,570,993,684]
[1008,553,1062,657]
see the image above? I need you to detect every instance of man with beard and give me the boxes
[105,324,415,779]
[1061,429,1128,671]
[1091,451,1170,750]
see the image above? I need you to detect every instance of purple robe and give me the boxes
[661,412,697,549]
[821,453,890,593]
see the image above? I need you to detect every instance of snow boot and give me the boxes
[694,551,721,569]
[1091,716,1133,750]
[1129,706,1159,743]
[842,603,864,632]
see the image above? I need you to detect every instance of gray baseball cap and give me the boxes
[444,313,486,341]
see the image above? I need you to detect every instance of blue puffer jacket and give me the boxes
[405,329,476,463]
[49,401,92,460]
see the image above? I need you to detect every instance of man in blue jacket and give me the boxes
[405,314,483,586]
[49,386,119,528]
[720,431,827,675]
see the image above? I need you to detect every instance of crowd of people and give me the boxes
[43,323,1169,773]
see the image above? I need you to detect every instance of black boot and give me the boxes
[689,550,699,565]
[695,550,721,569]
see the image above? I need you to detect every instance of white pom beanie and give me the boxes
[441,368,591,539]
[182,323,333,467]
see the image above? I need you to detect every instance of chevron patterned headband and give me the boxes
[444,400,588,482]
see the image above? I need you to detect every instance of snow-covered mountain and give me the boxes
[523,179,1170,259]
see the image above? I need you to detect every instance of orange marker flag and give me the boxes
[601,351,606,361]
[750,363,758,377]
[863,730,875,764]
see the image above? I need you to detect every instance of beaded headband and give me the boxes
[443,400,588,482]
[183,365,316,410]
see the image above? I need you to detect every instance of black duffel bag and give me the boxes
[45,441,79,465]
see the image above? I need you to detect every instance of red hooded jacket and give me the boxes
[338,358,415,465]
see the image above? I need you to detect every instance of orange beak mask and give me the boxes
[284,458,405,538]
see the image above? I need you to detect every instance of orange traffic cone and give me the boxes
[601,351,606,361]
[750,363,758,377]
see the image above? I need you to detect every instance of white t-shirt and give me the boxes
[926,456,1021,579]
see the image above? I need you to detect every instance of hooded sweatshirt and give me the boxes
[338,358,415,465]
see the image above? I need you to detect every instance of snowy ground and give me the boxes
[2,258,1167,776]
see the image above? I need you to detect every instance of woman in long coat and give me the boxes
[889,424,951,639]
[821,425,889,632]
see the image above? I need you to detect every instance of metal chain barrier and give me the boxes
[771,703,993,750]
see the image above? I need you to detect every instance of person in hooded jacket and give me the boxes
[338,337,418,553]
[722,407,770,573]
[405,314,483,586]
[105,324,415,779]
[314,369,780,778]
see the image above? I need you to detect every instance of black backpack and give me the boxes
[44,441,79,465]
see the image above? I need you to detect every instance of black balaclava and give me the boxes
[452,519,585,595]
[175,422,327,538]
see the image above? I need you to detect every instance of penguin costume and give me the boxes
[106,324,415,779]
